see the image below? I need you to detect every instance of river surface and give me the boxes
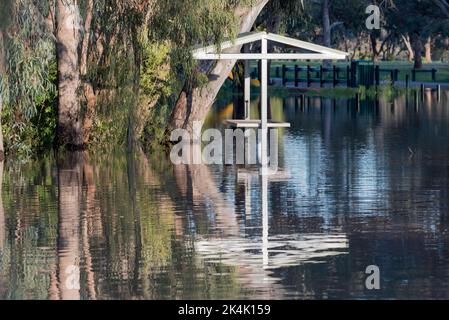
[1,90,449,299]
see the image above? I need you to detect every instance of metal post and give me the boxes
[261,36,268,171]
[244,49,251,120]
[436,84,441,101]
[405,75,409,91]
[261,173,268,268]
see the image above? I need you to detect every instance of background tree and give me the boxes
[386,0,449,68]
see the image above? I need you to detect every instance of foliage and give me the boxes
[150,0,255,88]
[2,0,57,158]
[3,0,56,119]
[2,60,57,158]
[87,87,132,149]
[140,42,172,98]
[385,0,449,40]
[138,39,174,144]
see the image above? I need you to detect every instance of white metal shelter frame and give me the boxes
[193,31,348,168]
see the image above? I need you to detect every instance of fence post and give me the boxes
[350,61,358,87]
[295,65,299,87]
[375,65,380,86]
[432,69,437,82]
[275,66,280,78]
[346,65,351,87]
[320,65,324,88]
[406,75,409,91]
[333,65,337,87]
[436,84,441,101]
[412,69,416,82]
[307,65,311,87]
[282,65,286,86]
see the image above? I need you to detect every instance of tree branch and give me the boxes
[330,21,343,31]
[434,0,449,18]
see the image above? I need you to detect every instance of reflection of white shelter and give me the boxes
[193,31,348,167]
[195,168,348,282]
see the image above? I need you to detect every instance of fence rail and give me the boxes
[252,63,439,88]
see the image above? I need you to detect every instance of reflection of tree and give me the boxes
[0,160,4,297]
[56,151,83,300]
[82,155,97,299]
[0,160,4,251]
[174,164,240,237]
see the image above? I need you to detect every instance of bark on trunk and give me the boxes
[56,0,83,148]
[127,25,143,147]
[0,30,5,160]
[401,34,415,62]
[370,33,381,62]
[425,37,432,63]
[80,0,93,77]
[80,0,96,145]
[412,34,423,69]
[322,0,332,67]
[169,0,269,134]
[82,83,96,144]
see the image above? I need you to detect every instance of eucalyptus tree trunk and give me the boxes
[370,33,381,62]
[56,0,83,148]
[80,0,96,145]
[401,34,415,62]
[0,30,5,160]
[412,34,423,69]
[425,37,432,63]
[322,0,332,68]
[169,0,269,134]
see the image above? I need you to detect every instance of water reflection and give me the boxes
[55,152,83,300]
[1,91,449,299]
